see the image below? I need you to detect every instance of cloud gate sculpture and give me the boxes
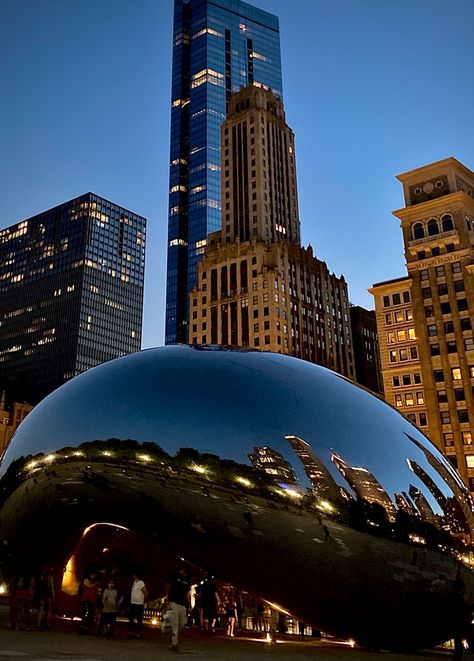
[1,345,474,649]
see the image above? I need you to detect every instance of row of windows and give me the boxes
[392,373,422,387]
[385,309,413,325]
[444,431,473,447]
[440,409,469,425]
[429,338,474,354]
[415,243,456,261]
[394,391,424,407]
[411,215,454,240]
[383,291,410,307]
[387,328,416,343]
[389,347,418,362]
[405,412,427,427]
[434,366,474,382]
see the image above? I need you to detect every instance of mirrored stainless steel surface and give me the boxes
[1,346,473,648]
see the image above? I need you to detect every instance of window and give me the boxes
[395,394,403,408]
[405,392,414,406]
[410,347,418,359]
[458,410,469,423]
[430,344,440,356]
[454,388,465,401]
[395,311,404,323]
[427,324,437,336]
[454,280,465,292]
[434,369,444,382]
[406,414,416,424]
[413,223,424,239]
[452,262,462,274]
[452,367,462,380]
[432,247,440,257]
[264,335,270,345]
[424,306,434,318]
[413,373,422,384]
[444,321,454,334]
[440,411,451,425]
[253,323,259,332]
[419,412,427,426]
[461,318,472,331]
[403,291,410,303]
[420,269,429,281]
[392,376,400,387]
[470,366,474,378]
[385,313,392,325]
[457,299,468,312]
[462,431,473,446]
[437,390,448,403]
[427,218,439,236]
[399,348,408,361]
[422,287,432,299]
[440,302,451,314]
[383,295,390,307]
[466,456,474,469]
[392,293,401,305]
[396,329,406,342]
[435,265,445,277]
[465,338,474,351]
[442,214,454,232]
[438,283,448,296]
[444,432,454,447]
[418,251,426,259]
[402,374,411,386]
[405,310,413,321]
[447,341,457,354]
[389,350,397,363]
[416,391,424,405]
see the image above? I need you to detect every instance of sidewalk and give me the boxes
[0,618,454,661]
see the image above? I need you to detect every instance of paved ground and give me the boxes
[0,616,459,661]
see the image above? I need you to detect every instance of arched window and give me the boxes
[441,214,454,232]
[413,223,425,240]
[427,218,439,236]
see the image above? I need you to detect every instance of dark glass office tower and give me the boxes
[166,0,282,344]
[0,193,146,404]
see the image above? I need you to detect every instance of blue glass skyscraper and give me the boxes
[166,0,282,344]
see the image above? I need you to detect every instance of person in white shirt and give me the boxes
[128,572,147,639]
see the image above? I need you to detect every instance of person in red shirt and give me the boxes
[78,571,100,635]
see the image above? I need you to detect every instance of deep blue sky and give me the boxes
[1,0,473,348]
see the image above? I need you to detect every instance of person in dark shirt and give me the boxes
[196,574,219,631]
[165,565,191,652]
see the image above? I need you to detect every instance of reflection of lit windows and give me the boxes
[169,238,187,247]
[192,27,222,39]
[170,185,187,193]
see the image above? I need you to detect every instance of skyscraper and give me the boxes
[189,86,354,377]
[166,0,283,344]
[370,157,474,491]
[0,193,146,404]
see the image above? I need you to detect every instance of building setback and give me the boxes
[370,157,474,490]
[166,0,283,345]
[0,193,146,405]
[189,85,354,378]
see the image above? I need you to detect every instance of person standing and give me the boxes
[78,571,99,634]
[35,567,55,630]
[98,579,119,638]
[197,574,219,631]
[128,572,147,639]
[166,565,191,652]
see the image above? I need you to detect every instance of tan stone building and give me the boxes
[0,392,32,456]
[370,157,474,489]
[189,85,354,378]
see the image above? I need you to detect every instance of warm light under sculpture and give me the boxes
[0,346,473,648]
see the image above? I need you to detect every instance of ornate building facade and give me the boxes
[370,157,474,489]
[189,85,354,378]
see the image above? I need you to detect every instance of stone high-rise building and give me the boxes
[349,305,383,394]
[370,157,474,490]
[189,86,354,377]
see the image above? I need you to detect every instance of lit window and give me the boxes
[466,456,474,469]
[463,432,473,445]
[452,367,462,380]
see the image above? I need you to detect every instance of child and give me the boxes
[98,579,118,638]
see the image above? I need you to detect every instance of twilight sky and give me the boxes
[1,0,473,349]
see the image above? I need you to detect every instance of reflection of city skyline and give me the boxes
[285,435,344,506]
[331,453,397,521]
[248,446,299,487]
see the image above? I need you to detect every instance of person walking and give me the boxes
[165,565,191,652]
[128,572,147,639]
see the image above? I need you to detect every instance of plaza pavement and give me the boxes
[0,614,458,661]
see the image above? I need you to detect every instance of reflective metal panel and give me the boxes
[1,346,473,648]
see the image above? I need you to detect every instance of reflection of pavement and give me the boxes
[0,618,450,661]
